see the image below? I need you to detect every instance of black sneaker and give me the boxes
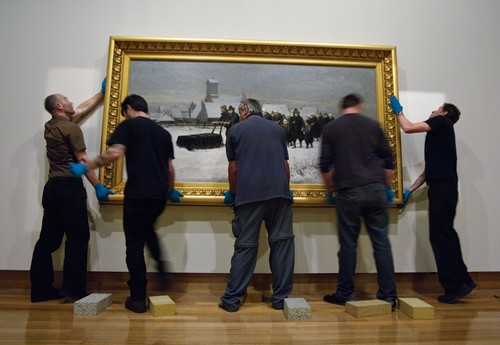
[323,293,352,306]
[271,302,284,310]
[438,281,477,304]
[60,290,88,302]
[31,287,63,303]
[219,301,239,312]
[125,296,148,313]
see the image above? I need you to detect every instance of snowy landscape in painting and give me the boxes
[164,125,322,184]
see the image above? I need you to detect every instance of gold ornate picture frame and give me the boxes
[100,37,402,206]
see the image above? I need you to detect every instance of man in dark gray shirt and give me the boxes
[219,98,294,312]
[319,93,397,309]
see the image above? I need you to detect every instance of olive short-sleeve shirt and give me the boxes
[44,116,86,178]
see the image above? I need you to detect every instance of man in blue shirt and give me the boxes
[219,98,294,312]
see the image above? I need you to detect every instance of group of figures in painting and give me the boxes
[218,104,337,149]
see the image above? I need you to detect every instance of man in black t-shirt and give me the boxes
[391,96,476,304]
[70,94,183,313]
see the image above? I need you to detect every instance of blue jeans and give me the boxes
[221,198,295,308]
[335,183,397,303]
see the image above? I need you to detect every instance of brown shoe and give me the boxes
[125,296,147,313]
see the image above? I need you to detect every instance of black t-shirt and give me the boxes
[424,115,458,183]
[319,113,393,190]
[107,116,174,199]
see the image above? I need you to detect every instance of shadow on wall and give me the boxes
[8,128,53,269]
[455,137,487,270]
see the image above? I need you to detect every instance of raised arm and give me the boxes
[390,96,431,133]
[70,78,106,124]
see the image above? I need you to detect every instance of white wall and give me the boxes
[1,0,499,273]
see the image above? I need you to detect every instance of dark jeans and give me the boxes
[221,198,295,308]
[30,177,89,299]
[428,181,472,293]
[123,198,166,301]
[335,183,397,303]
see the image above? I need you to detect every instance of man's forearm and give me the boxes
[71,92,104,124]
[285,161,290,184]
[396,112,431,133]
[384,169,394,187]
[84,169,100,186]
[87,144,125,171]
[409,170,426,192]
[228,161,237,194]
[321,171,334,191]
[168,159,175,192]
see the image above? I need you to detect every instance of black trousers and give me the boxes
[428,181,472,293]
[123,198,166,301]
[30,177,89,299]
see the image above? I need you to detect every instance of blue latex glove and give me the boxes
[398,189,412,209]
[223,191,235,205]
[385,187,394,205]
[94,183,115,202]
[289,190,294,205]
[69,163,88,177]
[390,95,403,114]
[168,189,184,203]
[326,191,337,205]
[100,77,106,94]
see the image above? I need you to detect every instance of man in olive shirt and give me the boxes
[30,79,113,302]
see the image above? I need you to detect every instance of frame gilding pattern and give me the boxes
[100,37,402,206]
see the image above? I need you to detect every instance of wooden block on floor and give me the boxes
[398,297,435,320]
[243,286,262,303]
[345,300,391,318]
[283,298,311,320]
[149,295,176,317]
[74,293,112,315]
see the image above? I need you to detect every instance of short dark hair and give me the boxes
[121,94,148,115]
[443,103,461,124]
[340,93,363,110]
[44,94,60,114]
